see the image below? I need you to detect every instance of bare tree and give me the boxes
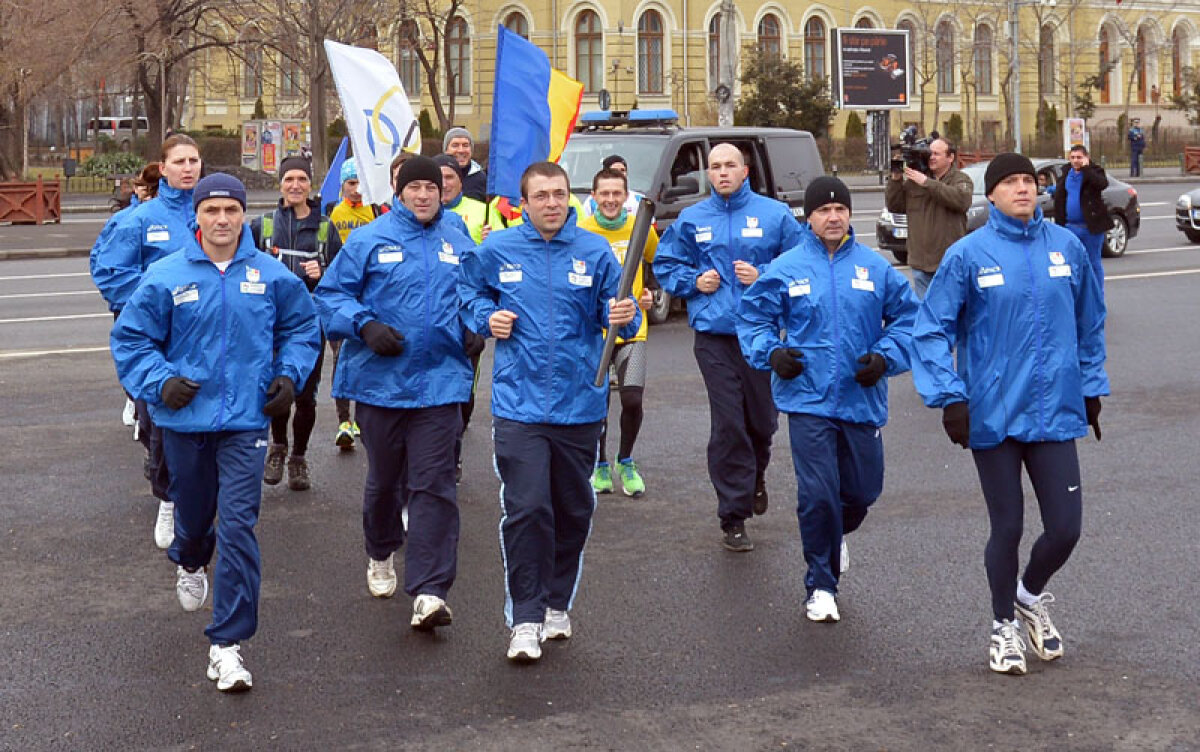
[396,0,466,132]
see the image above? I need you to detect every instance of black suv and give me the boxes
[560,110,825,323]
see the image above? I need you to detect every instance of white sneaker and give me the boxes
[1015,593,1064,661]
[990,619,1028,675]
[506,622,544,662]
[805,589,840,623]
[544,608,572,640]
[839,539,850,574]
[176,566,208,612]
[122,398,136,427]
[367,555,397,598]
[207,644,252,692]
[411,594,453,631]
[154,501,175,549]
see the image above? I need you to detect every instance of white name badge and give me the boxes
[694,231,712,243]
[1048,264,1072,278]
[851,278,875,292]
[741,227,763,238]
[499,270,523,283]
[568,272,593,287]
[147,230,170,243]
[978,273,1005,288]
[172,288,199,306]
[438,252,460,265]
[788,283,811,297]
[378,251,404,264]
[240,281,266,295]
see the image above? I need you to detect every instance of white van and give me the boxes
[86,116,150,149]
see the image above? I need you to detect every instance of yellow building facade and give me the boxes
[185,1,1200,149]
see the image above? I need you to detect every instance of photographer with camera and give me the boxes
[884,136,974,298]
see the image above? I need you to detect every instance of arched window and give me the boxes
[243,47,263,99]
[575,10,603,94]
[1038,24,1055,96]
[1136,27,1148,103]
[1172,27,1186,98]
[447,16,470,96]
[396,20,421,95]
[638,10,664,94]
[897,19,917,60]
[854,17,875,30]
[708,15,721,89]
[974,25,993,95]
[936,21,954,94]
[758,14,781,59]
[804,18,826,81]
[504,11,529,39]
[279,56,302,98]
[1099,27,1112,104]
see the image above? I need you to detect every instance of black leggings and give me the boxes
[271,338,325,456]
[598,386,644,464]
[972,439,1082,621]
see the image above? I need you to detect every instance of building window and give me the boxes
[854,17,875,30]
[758,14,781,59]
[804,18,826,81]
[243,48,263,99]
[447,16,470,96]
[974,25,993,95]
[708,15,721,90]
[981,120,1000,150]
[1136,27,1148,103]
[1099,28,1111,104]
[636,10,664,94]
[1174,28,1187,98]
[575,10,603,94]
[936,21,954,94]
[396,21,421,95]
[504,11,529,39]
[279,56,302,98]
[1038,24,1055,96]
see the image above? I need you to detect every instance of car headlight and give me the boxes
[968,205,986,219]
[879,208,893,223]
[1179,194,1193,209]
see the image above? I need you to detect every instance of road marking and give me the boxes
[0,345,109,359]
[0,272,91,282]
[0,312,111,324]
[1108,268,1200,281]
[1139,201,1169,207]
[0,290,98,300]
[1124,245,1200,256]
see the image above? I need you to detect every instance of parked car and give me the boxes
[877,158,1141,263]
[86,116,150,150]
[1175,186,1200,243]
[560,110,825,323]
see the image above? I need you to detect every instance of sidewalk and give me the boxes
[836,164,1197,192]
[61,189,282,214]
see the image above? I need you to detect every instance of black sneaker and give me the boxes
[753,476,768,515]
[722,523,755,552]
[287,455,311,491]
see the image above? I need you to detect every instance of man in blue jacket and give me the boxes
[111,173,320,692]
[314,156,477,632]
[459,161,639,663]
[653,143,804,552]
[911,153,1108,676]
[739,177,917,623]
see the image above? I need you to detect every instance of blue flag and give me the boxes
[319,137,349,209]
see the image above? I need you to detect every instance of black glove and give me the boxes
[854,352,887,387]
[942,401,970,448]
[360,320,405,356]
[161,377,200,410]
[463,330,486,358]
[262,376,296,418]
[769,347,805,379]
[1085,396,1102,441]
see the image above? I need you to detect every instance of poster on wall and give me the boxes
[831,28,911,110]
[262,121,284,173]
[282,123,302,157]
[241,123,260,171]
[1064,117,1088,154]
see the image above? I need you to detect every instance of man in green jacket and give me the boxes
[884,138,974,298]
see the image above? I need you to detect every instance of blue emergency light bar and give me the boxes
[577,109,680,129]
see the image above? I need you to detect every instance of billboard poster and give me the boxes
[283,123,302,157]
[262,121,283,173]
[833,29,911,110]
[241,123,260,170]
[1064,117,1088,154]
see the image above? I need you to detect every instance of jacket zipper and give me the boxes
[1021,232,1047,434]
[217,264,229,430]
[828,250,842,412]
[544,238,555,423]
[420,227,432,403]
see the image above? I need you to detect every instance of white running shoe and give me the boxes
[207,644,252,692]
[367,555,397,598]
[176,566,208,612]
[839,539,850,574]
[411,594,453,631]
[154,501,175,549]
[805,589,840,623]
[1015,592,1064,661]
[543,608,572,640]
[507,622,544,662]
[122,398,136,427]
[989,619,1028,675]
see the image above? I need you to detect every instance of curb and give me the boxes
[0,247,91,261]
[61,200,280,215]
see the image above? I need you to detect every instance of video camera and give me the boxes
[890,125,933,174]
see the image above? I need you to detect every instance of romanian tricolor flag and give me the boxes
[487,26,584,201]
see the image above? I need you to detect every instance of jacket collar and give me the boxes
[274,197,323,228]
[799,223,857,259]
[157,178,194,214]
[516,206,580,244]
[387,196,443,232]
[185,224,260,265]
[987,204,1045,240]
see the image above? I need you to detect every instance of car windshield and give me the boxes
[559,136,667,195]
[962,164,988,196]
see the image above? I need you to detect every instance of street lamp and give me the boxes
[1009,0,1056,153]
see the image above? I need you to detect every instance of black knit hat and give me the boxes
[804,176,852,218]
[431,153,463,179]
[984,153,1037,196]
[394,155,443,194]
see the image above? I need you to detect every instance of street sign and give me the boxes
[832,29,911,110]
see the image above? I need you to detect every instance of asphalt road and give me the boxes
[2,185,1199,749]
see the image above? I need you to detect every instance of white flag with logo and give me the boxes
[323,39,420,205]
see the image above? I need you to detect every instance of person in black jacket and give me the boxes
[250,155,343,490]
[1053,145,1113,293]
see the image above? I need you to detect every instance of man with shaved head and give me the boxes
[653,143,804,552]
